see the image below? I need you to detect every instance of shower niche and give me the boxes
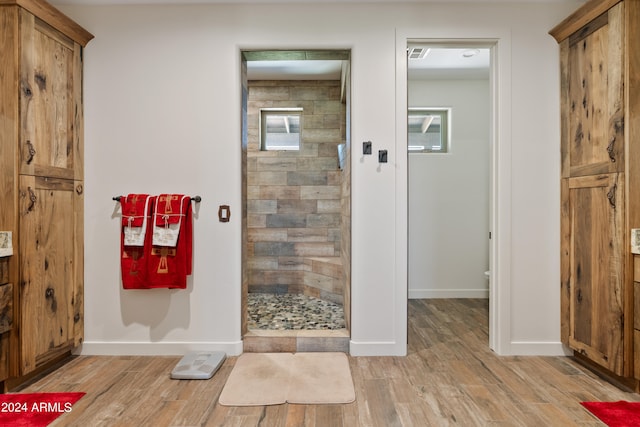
[240,50,351,352]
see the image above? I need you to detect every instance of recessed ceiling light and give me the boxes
[462,49,480,58]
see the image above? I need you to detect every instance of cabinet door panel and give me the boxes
[566,173,624,375]
[18,175,79,374]
[19,13,76,180]
[565,4,624,177]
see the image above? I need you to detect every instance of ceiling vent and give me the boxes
[408,47,430,60]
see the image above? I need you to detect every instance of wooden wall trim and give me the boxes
[549,0,621,42]
[0,0,93,46]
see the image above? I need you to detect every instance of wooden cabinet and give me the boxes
[0,258,13,382]
[634,256,640,380]
[0,0,92,382]
[562,2,625,178]
[563,173,624,374]
[551,0,640,384]
[19,175,84,372]
[19,13,84,181]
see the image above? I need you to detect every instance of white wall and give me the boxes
[408,79,490,299]
[57,0,583,357]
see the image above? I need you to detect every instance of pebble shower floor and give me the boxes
[247,293,346,330]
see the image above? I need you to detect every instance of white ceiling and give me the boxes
[408,47,491,80]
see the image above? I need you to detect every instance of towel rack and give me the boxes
[113,195,202,203]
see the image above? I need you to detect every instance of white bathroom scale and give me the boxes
[170,351,226,380]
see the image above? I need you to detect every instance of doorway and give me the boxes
[407,44,491,300]
[398,38,500,350]
[240,50,352,352]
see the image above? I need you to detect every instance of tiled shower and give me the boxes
[241,76,351,348]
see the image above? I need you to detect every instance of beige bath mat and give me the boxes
[218,352,355,406]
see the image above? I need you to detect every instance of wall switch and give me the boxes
[632,229,640,254]
[378,150,388,163]
[363,141,372,155]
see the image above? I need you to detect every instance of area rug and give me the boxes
[218,352,355,406]
[0,392,85,426]
[581,401,640,426]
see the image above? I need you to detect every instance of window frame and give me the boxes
[260,108,303,151]
[407,107,451,154]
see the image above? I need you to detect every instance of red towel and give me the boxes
[147,194,193,289]
[120,194,154,289]
[121,194,148,225]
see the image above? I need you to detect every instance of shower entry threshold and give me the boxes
[243,329,350,353]
[245,329,349,338]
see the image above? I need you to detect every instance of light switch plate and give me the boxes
[363,141,372,155]
[378,149,388,163]
[632,229,640,254]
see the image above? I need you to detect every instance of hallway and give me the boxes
[22,299,637,426]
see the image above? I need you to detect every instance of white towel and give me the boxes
[152,195,190,247]
[123,195,151,247]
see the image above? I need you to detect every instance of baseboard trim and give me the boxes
[77,340,567,357]
[408,289,489,299]
[78,341,244,356]
[349,340,406,356]
[508,341,573,356]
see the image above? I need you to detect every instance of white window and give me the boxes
[408,108,451,153]
[261,108,303,151]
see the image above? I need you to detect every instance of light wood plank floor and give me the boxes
[21,299,640,426]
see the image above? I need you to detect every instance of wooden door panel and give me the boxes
[18,175,77,373]
[565,4,624,177]
[19,13,75,180]
[567,173,624,375]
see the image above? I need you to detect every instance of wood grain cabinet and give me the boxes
[0,0,92,385]
[551,0,640,385]
[0,258,13,382]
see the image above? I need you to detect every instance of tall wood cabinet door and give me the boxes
[18,175,81,374]
[19,11,80,181]
[566,173,625,375]
[563,3,625,178]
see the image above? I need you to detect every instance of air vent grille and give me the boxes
[408,47,429,60]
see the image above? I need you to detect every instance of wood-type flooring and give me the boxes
[20,299,640,426]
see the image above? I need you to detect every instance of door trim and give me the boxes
[395,30,513,355]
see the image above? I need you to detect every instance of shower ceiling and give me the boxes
[247,60,344,80]
[244,50,348,81]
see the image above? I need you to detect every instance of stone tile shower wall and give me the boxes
[247,80,346,304]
